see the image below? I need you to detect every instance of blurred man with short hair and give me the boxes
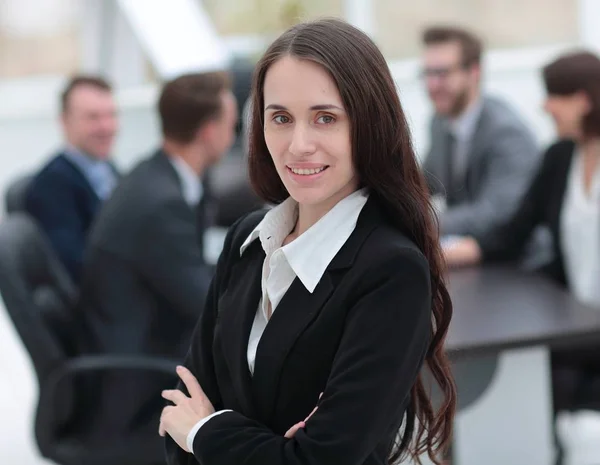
[26,75,119,283]
[76,71,237,442]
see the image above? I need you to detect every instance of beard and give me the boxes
[448,87,471,118]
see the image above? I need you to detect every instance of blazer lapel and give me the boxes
[216,242,264,419]
[60,154,101,202]
[250,273,334,425]
[249,195,384,425]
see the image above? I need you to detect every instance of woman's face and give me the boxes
[543,91,591,140]
[263,56,358,212]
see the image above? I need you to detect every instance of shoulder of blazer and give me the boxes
[112,152,182,211]
[34,153,87,186]
[212,207,268,303]
[328,195,429,277]
[335,221,431,310]
[524,139,575,213]
[228,207,269,252]
[479,96,534,139]
[530,139,575,191]
[218,207,269,267]
[356,223,428,272]
[542,139,575,170]
[28,153,96,202]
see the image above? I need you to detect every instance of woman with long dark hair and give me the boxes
[159,18,456,465]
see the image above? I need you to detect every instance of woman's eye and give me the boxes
[317,115,335,124]
[273,115,290,124]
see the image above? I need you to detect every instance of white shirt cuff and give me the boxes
[186,410,233,453]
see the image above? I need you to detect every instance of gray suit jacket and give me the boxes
[423,95,539,238]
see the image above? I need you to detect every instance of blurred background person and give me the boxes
[24,75,119,284]
[420,26,540,240]
[74,71,237,445]
[444,50,600,421]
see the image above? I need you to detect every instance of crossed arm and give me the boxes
[161,242,432,465]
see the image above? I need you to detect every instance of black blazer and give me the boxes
[76,150,214,438]
[25,153,105,284]
[477,139,576,287]
[166,195,432,465]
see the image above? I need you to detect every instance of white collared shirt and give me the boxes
[168,155,203,206]
[186,188,369,452]
[447,98,483,184]
[560,151,600,308]
[241,187,369,373]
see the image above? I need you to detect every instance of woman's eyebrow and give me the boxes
[264,103,344,111]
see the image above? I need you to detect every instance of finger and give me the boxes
[304,405,318,422]
[159,406,174,436]
[177,365,204,398]
[284,421,305,438]
[162,389,189,406]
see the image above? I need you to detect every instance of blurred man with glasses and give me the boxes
[420,26,539,244]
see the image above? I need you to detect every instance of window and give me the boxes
[0,0,80,78]
[203,0,344,36]
[374,0,579,60]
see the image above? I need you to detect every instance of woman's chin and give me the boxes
[286,187,328,207]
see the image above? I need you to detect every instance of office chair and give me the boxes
[0,213,177,465]
[4,174,33,213]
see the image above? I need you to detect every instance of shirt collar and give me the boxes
[64,145,105,167]
[63,145,116,199]
[240,188,369,292]
[448,98,483,142]
[168,155,203,206]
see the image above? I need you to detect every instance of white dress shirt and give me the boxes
[168,155,203,206]
[185,188,369,452]
[560,151,600,307]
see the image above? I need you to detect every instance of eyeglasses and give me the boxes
[419,64,468,80]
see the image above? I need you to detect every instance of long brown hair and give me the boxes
[247,18,456,464]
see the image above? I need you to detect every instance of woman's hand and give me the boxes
[159,365,215,452]
[284,393,322,438]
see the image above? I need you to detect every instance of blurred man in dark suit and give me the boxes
[25,75,119,284]
[77,72,237,442]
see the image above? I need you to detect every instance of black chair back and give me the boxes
[0,214,177,465]
[0,213,77,381]
[5,174,33,213]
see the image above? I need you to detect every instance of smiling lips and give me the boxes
[287,165,328,176]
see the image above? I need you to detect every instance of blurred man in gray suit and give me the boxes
[421,26,540,240]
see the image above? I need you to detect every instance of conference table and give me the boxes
[442,266,600,465]
[205,231,600,465]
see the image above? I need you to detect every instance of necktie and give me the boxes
[444,130,457,205]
